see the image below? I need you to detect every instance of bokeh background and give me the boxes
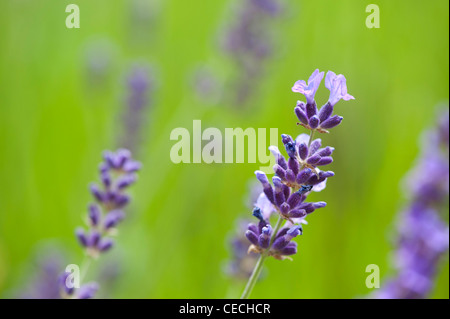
[0,0,448,298]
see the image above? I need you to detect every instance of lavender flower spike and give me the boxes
[374,108,449,299]
[240,69,353,299]
[60,149,141,299]
[292,69,324,105]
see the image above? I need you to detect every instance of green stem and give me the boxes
[308,129,315,148]
[80,255,92,283]
[240,215,284,299]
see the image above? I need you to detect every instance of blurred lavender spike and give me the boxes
[15,247,66,299]
[220,0,283,106]
[60,149,141,299]
[121,65,153,153]
[374,107,449,299]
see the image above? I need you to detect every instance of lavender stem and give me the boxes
[80,256,92,284]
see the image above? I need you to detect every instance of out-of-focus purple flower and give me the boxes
[80,149,140,258]
[61,149,141,299]
[121,66,153,152]
[226,219,260,280]
[293,70,353,133]
[58,271,98,300]
[292,69,325,105]
[221,0,283,106]
[15,248,66,299]
[374,107,449,299]
[76,283,99,299]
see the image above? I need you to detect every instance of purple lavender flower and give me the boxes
[60,149,141,299]
[226,219,260,280]
[245,211,302,260]
[254,171,327,223]
[292,69,324,105]
[15,247,66,299]
[58,271,99,300]
[77,149,140,258]
[324,71,355,106]
[293,69,354,133]
[121,66,153,152]
[374,108,449,299]
[240,70,354,299]
[221,0,283,106]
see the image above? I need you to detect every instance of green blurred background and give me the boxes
[0,0,448,298]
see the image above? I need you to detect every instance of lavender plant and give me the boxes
[240,69,354,298]
[59,149,141,299]
[374,109,449,299]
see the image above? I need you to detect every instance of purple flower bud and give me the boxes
[245,230,259,246]
[300,203,315,214]
[306,101,318,119]
[288,158,300,176]
[123,160,142,173]
[75,228,88,247]
[114,194,130,208]
[280,202,290,215]
[285,141,297,158]
[298,143,308,160]
[308,139,322,156]
[88,230,101,247]
[296,100,306,110]
[98,238,114,252]
[273,164,286,179]
[103,151,116,168]
[286,169,296,183]
[313,202,327,209]
[77,282,99,299]
[294,106,308,125]
[59,271,75,296]
[288,209,307,218]
[308,115,319,129]
[101,171,112,188]
[269,146,288,170]
[117,174,136,190]
[320,115,343,129]
[318,102,334,123]
[88,204,101,226]
[286,225,302,239]
[316,156,333,166]
[259,225,272,248]
[272,236,289,251]
[99,163,109,174]
[273,176,286,207]
[255,171,270,187]
[287,191,303,208]
[116,149,131,168]
[306,154,321,165]
[90,184,104,202]
[104,210,125,229]
[296,168,312,185]
[317,147,334,157]
[281,134,294,145]
[280,242,297,256]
